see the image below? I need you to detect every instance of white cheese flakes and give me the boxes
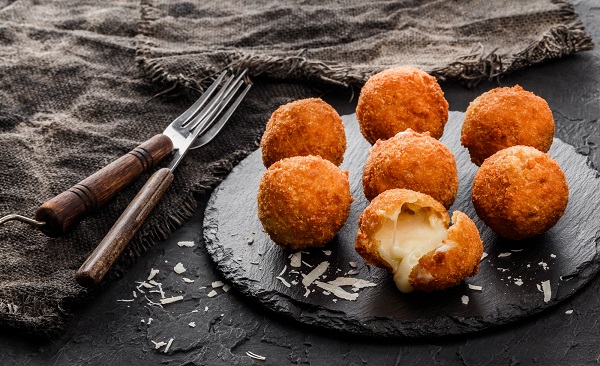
[498,252,511,258]
[468,284,483,291]
[313,281,358,301]
[164,338,174,353]
[148,318,153,324]
[348,261,358,268]
[290,252,302,268]
[207,290,218,298]
[541,280,551,303]
[182,277,195,283]
[302,261,329,287]
[277,266,287,277]
[173,263,186,274]
[152,340,167,350]
[550,254,557,258]
[246,351,266,361]
[327,277,377,290]
[303,288,311,298]
[188,322,196,328]
[322,250,332,256]
[514,278,524,286]
[212,281,225,288]
[539,261,549,270]
[160,296,184,305]
[204,306,208,312]
[117,299,134,302]
[301,261,313,268]
[565,310,573,315]
[222,284,232,292]
[481,252,488,260]
[177,241,195,247]
[147,269,159,281]
[461,295,469,305]
[276,276,291,287]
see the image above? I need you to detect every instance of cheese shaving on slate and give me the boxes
[222,284,231,292]
[276,276,291,288]
[302,261,329,287]
[348,261,358,268]
[177,241,195,247]
[152,341,167,350]
[207,290,218,298]
[550,254,557,258]
[541,280,551,302]
[212,281,225,288]
[565,310,573,314]
[164,338,174,353]
[290,252,302,268]
[277,266,287,277]
[514,278,524,286]
[468,284,483,291]
[314,281,358,301]
[182,278,195,283]
[173,263,186,274]
[301,261,312,268]
[147,269,159,281]
[481,252,488,260]
[204,306,208,312]
[327,277,376,290]
[189,322,196,328]
[160,296,183,305]
[246,351,266,361]
[322,250,332,256]
[461,295,469,305]
[539,261,549,270]
[498,252,511,258]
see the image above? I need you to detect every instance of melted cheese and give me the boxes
[375,203,447,293]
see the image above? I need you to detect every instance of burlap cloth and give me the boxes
[0,0,592,338]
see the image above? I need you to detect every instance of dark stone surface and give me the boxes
[204,112,600,338]
[1,1,599,364]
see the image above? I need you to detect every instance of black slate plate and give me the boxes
[204,112,600,337]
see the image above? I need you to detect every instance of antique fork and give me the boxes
[74,70,251,287]
[0,70,251,287]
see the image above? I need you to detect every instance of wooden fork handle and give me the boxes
[76,167,174,288]
[35,134,173,237]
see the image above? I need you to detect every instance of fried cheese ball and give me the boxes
[355,189,483,293]
[356,66,449,144]
[461,85,555,166]
[362,129,458,208]
[260,98,346,168]
[472,146,568,240]
[257,155,353,250]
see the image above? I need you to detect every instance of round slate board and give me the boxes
[204,112,600,337]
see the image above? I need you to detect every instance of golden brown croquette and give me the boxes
[257,155,353,250]
[472,145,568,240]
[461,85,555,166]
[362,129,458,208]
[260,98,346,168]
[356,66,449,144]
[355,189,483,293]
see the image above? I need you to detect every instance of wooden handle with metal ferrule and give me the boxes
[75,167,174,288]
[35,134,173,237]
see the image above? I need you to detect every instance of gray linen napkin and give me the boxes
[0,0,592,337]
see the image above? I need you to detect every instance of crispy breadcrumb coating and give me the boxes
[356,66,449,144]
[257,155,353,250]
[260,98,346,168]
[461,85,554,166]
[362,129,458,208]
[472,145,568,240]
[355,189,482,293]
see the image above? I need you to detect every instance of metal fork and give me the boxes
[68,70,250,287]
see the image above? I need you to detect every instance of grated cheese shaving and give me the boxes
[481,252,488,260]
[290,252,302,268]
[152,341,167,350]
[541,280,551,303]
[327,277,377,290]
[277,266,287,277]
[302,261,329,287]
[189,322,196,328]
[160,296,184,305]
[468,284,483,291]
[212,281,225,288]
[348,261,358,268]
[322,250,332,256]
[550,254,557,258]
[117,299,134,302]
[514,278,523,286]
[177,241,195,247]
[461,295,469,305]
[222,284,231,292]
[313,281,358,301]
[182,278,195,283]
[301,261,313,268]
[538,261,549,270]
[303,288,311,298]
[204,306,209,312]
[148,269,159,281]
[173,263,186,274]
[565,310,573,314]
[207,290,218,298]
[164,338,174,353]
[276,276,291,287]
[246,351,266,361]
[498,252,511,258]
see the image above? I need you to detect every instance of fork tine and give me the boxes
[174,71,228,128]
[190,82,251,149]
[183,69,248,133]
